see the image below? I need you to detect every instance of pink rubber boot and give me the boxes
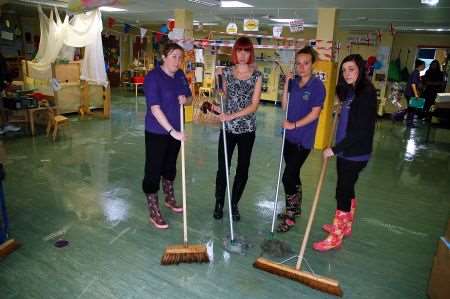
[322,198,357,237]
[313,210,352,251]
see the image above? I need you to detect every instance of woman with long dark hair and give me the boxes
[313,54,377,251]
[211,36,262,221]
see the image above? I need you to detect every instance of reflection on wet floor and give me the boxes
[0,89,449,299]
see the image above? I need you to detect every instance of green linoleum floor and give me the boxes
[1,88,449,299]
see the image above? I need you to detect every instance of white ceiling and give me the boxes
[9,0,450,32]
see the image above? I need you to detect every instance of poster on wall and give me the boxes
[273,26,283,38]
[243,19,259,31]
[226,22,238,34]
[289,19,304,32]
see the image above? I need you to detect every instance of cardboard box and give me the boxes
[428,237,450,299]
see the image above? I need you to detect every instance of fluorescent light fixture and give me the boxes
[414,28,450,32]
[99,6,127,12]
[221,1,253,8]
[270,18,295,23]
[421,0,439,5]
[202,22,219,26]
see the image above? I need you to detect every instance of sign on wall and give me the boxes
[244,19,259,31]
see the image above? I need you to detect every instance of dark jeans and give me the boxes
[282,140,311,195]
[142,131,180,194]
[336,157,368,212]
[215,130,255,206]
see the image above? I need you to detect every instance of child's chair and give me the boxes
[46,106,69,141]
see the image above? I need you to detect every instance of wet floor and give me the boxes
[1,88,449,298]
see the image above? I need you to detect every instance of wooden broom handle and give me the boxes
[296,104,341,270]
[180,104,188,245]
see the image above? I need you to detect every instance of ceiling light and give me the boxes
[202,22,219,26]
[270,19,295,23]
[99,6,127,12]
[421,0,439,5]
[220,1,253,8]
[187,0,219,7]
[414,28,450,32]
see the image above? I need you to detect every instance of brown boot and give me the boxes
[277,194,299,233]
[146,193,168,229]
[162,179,183,213]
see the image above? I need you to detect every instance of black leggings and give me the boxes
[215,130,255,205]
[336,157,367,212]
[282,140,311,195]
[142,131,180,194]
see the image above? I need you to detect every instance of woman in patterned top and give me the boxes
[210,36,262,221]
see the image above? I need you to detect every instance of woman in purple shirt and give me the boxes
[277,46,325,233]
[142,43,192,229]
[313,54,377,251]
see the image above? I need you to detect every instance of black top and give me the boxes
[332,85,377,157]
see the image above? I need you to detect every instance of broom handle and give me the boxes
[296,104,340,270]
[220,93,234,242]
[180,104,188,245]
[270,87,290,234]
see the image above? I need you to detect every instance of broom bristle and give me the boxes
[0,239,20,258]
[253,257,343,297]
[161,244,209,265]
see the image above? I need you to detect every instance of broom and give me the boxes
[160,104,209,265]
[254,104,343,297]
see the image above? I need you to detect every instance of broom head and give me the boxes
[253,257,343,297]
[0,239,21,258]
[161,244,209,265]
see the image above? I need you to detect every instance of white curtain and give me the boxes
[29,7,107,86]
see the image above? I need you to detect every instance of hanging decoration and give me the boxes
[273,26,283,38]
[140,27,147,41]
[167,19,175,32]
[389,23,396,36]
[168,28,184,41]
[107,16,116,29]
[289,19,304,33]
[376,30,382,42]
[243,18,259,31]
[226,22,238,34]
[160,24,169,34]
[334,41,341,57]
[366,33,371,47]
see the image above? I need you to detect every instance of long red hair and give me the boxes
[231,36,255,65]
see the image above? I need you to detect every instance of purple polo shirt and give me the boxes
[144,66,191,134]
[335,91,371,161]
[405,69,420,98]
[285,76,326,149]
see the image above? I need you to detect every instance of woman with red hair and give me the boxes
[211,36,262,221]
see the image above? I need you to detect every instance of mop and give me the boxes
[161,104,209,265]
[254,105,344,297]
[260,78,294,258]
[216,74,250,255]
